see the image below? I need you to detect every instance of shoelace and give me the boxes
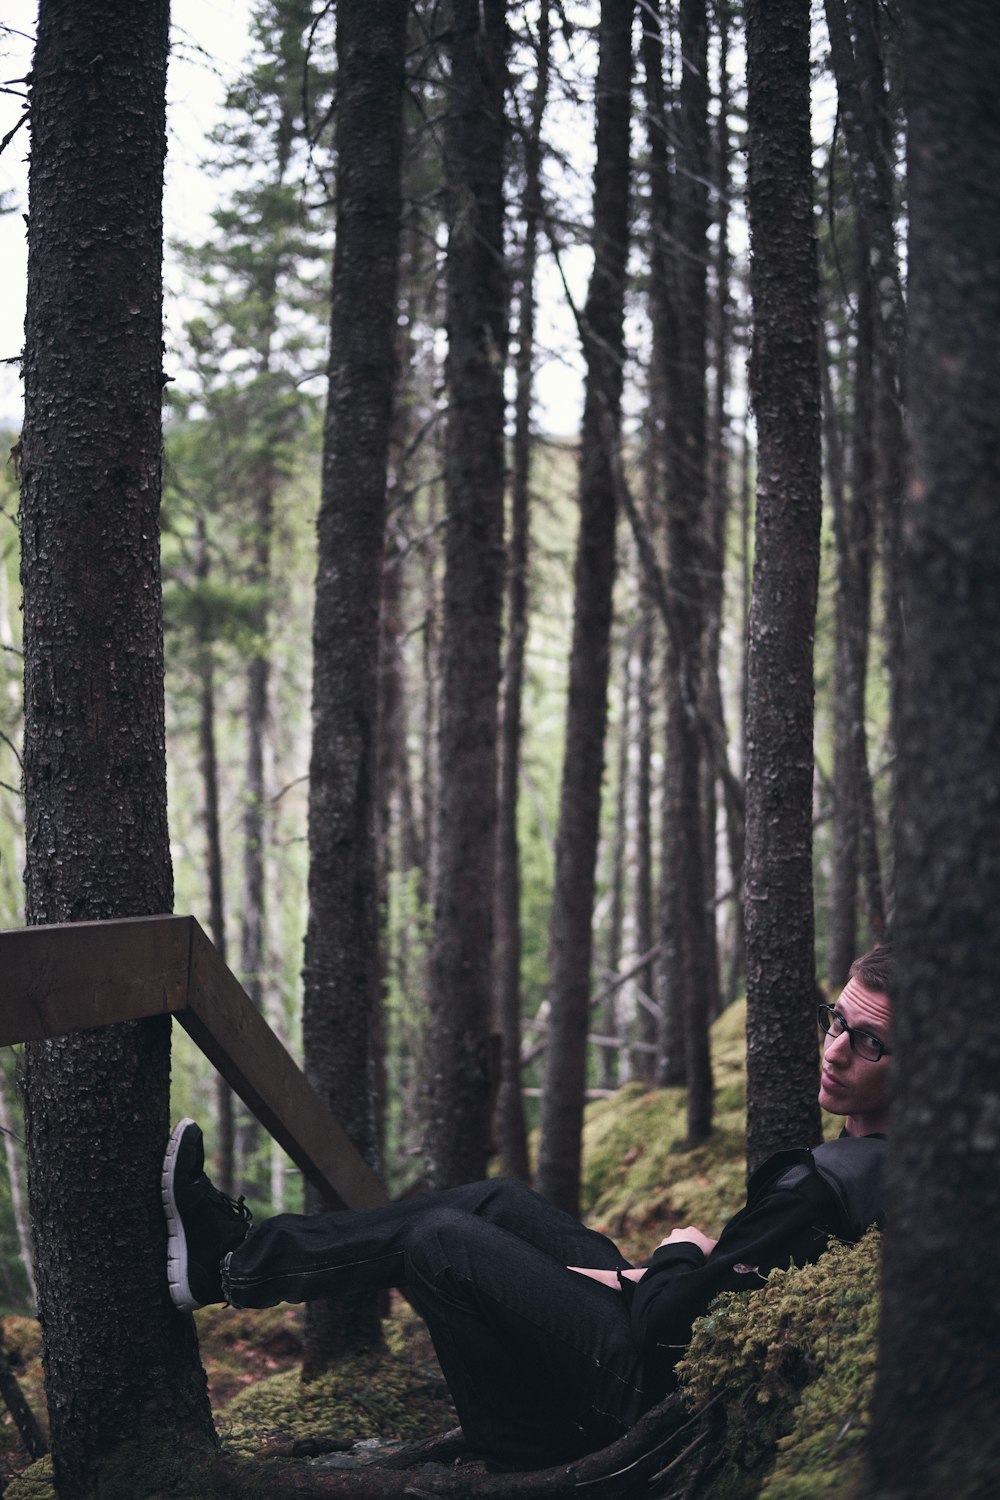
[205,1178,255,1233]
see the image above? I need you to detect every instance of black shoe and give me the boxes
[162,1118,254,1312]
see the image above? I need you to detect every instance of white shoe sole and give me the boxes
[162,1116,199,1312]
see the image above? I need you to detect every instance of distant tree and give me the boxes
[301,0,407,1369]
[174,0,327,1189]
[18,1,216,1493]
[743,0,823,1173]
[664,0,715,1144]
[425,0,508,1189]
[538,0,634,1216]
[868,5,1000,1492]
[493,3,551,1182]
[823,0,906,811]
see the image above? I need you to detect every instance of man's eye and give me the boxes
[858,1032,880,1052]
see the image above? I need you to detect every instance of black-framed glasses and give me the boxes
[817,1004,892,1063]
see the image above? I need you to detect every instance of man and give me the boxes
[162,943,893,1471]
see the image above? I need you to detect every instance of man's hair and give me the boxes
[849,941,895,998]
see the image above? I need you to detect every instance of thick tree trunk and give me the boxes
[867,7,1000,1492]
[426,0,508,1189]
[301,0,407,1369]
[18,3,217,1493]
[493,3,550,1184]
[743,0,823,1174]
[538,0,633,1215]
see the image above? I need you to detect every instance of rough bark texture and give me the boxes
[823,0,906,876]
[493,3,550,1183]
[639,1,685,1091]
[743,0,823,1174]
[826,227,883,987]
[426,0,508,1188]
[194,517,236,1195]
[18,3,217,1494]
[867,6,1000,1494]
[668,0,714,1145]
[538,0,633,1216]
[301,0,407,1367]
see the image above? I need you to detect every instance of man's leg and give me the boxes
[396,1207,648,1469]
[223,1176,630,1309]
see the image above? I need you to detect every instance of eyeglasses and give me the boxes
[817,1004,892,1063]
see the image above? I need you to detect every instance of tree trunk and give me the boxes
[301,0,407,1370]
[823,0,906,890]
[743,0,823,1174]
[537,0,634,1216]
[663,0,715,1144]
[826,225,882,987]
[426,0,508,1189]
[493,2,550,1184]
[18,3,217,1493]
[867,7,1000,1492]
[193,516,236,1196]
[601,635,631,1091]
[0,1066,34,1305]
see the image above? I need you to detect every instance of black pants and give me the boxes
[223,1178,651,1468]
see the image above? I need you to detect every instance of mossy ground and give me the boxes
[3,1005,882,1498]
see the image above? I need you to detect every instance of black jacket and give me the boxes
[625,1134,886,1398]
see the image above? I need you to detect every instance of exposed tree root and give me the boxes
[209,1395,714,1499]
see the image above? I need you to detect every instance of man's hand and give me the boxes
[655,1226,717,1256]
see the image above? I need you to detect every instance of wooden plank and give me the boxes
[182,920,388,1212]
[0,915,191,1046]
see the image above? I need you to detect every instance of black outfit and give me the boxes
[222,1138,884,1470]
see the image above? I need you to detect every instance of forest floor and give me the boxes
[0,1293,458,1492]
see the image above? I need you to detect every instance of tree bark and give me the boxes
[192,515,236,1196]
[301,0,407,1369]
[18,3,217,1493]
[826,225,883,987]
[538,0,634,1215]
[823,0,906,880]
[426,0,508,1189]
[867,6,1000,1492]
[662,0,715,1144]
[493,2,550,1183]
[743,0,823,1174]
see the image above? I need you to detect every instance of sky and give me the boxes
[0,1,587,436]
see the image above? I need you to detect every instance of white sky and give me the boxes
[0,1,587,436]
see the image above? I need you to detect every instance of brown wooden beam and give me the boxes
[182,921,387,1210]
[0,914,190,1045]
[0,915,388,1211]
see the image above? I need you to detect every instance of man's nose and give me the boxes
[825,1028,852,1063]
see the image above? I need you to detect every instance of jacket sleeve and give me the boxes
[625,1171,838,1394]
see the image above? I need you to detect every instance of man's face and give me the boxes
[818,975,892,1133]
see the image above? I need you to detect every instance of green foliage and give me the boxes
[678,1230,881,1500]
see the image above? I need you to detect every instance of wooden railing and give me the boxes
[0,914,388,1212]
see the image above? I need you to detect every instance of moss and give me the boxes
[219,1347,455,1459]
[5,1456,54,1500]
[677,1230,882,1499]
